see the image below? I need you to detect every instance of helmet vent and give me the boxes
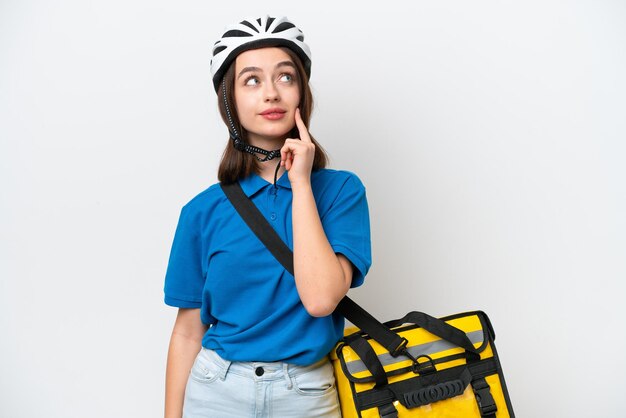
[240,20,259,32]
[265,17,275,30]
[273,22,295,33]
[223,30,253,38]
[213,45,227,56]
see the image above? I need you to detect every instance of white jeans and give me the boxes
[183,347,342,418]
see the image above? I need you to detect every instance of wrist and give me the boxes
[289,178,312,192]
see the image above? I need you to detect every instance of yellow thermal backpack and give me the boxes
[331,298,515,418]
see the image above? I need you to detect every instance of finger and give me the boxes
[280,142,291,165]
[280,141,296,167]
[281,139,300,157]
[281,149,292,170]
[294,108,312,143]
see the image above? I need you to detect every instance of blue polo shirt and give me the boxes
[163,168,371,365]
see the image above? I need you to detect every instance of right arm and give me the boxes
[165,308,208,418]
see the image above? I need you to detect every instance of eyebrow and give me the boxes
[237,61,297,80]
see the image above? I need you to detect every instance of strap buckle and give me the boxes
[378,402,398,418]
[472,378,498,416]
[390,337,409,357]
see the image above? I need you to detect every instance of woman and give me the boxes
[164,15,371,418]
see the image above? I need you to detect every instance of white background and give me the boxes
[1,1,625,417]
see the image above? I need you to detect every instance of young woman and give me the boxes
[164,16,371,418]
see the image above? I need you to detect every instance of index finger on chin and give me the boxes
[295,108,312,143]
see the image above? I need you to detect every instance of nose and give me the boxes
[264,83,280,102]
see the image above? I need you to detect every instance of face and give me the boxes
[233,47,301,145]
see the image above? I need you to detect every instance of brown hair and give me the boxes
[216,47,328,184]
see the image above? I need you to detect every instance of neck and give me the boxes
[257,160,285,184]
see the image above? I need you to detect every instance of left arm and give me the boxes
[282,108,353,317]
[291,181,353,317]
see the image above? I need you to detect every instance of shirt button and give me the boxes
[255,367,264,376]
[270,213,277,221]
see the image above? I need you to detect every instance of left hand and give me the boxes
[281,108,315,186]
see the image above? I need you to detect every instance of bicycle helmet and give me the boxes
[210,15,312,92]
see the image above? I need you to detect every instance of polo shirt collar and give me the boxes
[276,172,292,189]
[239,171,292,197]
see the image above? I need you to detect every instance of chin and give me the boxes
[260,126,294,139]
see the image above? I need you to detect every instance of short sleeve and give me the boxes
[322,174,372,288]
[163,205,205,308]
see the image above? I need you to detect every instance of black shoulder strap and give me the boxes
[220,181,409,356]
[221,181,294,273]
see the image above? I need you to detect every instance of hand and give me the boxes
[280,108,315,186]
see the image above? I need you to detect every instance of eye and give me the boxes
[278,73,294,83]
[244,76,259,86]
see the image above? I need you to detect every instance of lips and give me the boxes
[260,108,286,115]
[259,108,287,120]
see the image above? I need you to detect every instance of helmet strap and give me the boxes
[221,78,282,162]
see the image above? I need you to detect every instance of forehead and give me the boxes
[234,47,294,71]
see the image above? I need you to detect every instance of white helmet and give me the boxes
[210,15,312,92]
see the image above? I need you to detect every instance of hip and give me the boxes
[183,347,341,418]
